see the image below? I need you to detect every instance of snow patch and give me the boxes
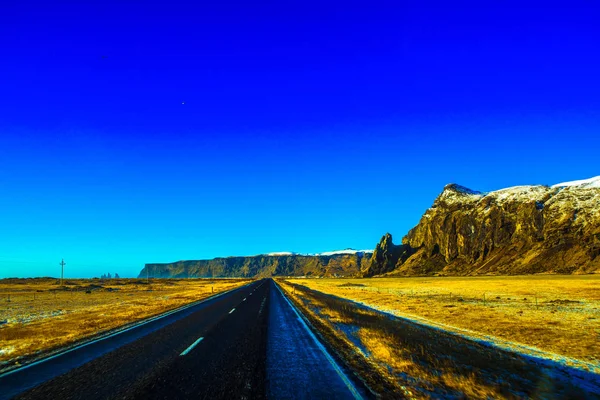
[552,176,600,189]
[443,184,483,196]
[335,296,600,394]
[261,249,373,257]
[489,185,541,194]
[315,249,373,256]
[487,185,549,202]
[8,310,65,325]
[442,176,600,204]
[0,346,15,356]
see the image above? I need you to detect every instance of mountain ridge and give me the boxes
[140,176,600,278]
[139,250,372,279]
[363,176,600,276]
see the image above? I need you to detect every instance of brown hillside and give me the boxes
[364,180,600,276]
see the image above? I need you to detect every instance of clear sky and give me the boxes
[1,2,599,278]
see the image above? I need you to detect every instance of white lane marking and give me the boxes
[180,337,204,356]
[0,281,252,379]
[258,297,266,316]
[250,293,252,296]
[243,298,246,301]
[229,308,236,314]
[274,283,364,400]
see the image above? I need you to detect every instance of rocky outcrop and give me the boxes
[361,233,414,277]
[139,251,372,279]
[369,177,600,276]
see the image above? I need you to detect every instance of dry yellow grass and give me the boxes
[278,278,595,398]
[286,275,600,365]
[355,326,505,399]
[0,278,250,368]
[277,280,520,398]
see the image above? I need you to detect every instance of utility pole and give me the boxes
[60,259,66,285]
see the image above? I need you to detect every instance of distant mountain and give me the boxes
[363,176,600,276]
[142,176,600,279]
[139,250,373,279]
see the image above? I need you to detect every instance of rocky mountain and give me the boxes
[363,176,600,276]
[365,233,414,276]
[139,250,372,279]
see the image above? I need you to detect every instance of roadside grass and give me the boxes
[0,278,250,368]
[286,275,600,365]
[278,280,593,399]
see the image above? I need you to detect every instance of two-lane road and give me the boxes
[0,280,368,400]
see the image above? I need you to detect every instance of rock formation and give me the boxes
[365,177,600,276]
[361,233,413,277]
[143,176,600,278]
[139,250,372,279]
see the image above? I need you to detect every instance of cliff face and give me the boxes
[366,177,600,276]
[139,251,372,279]
[361,233,414,277]
[143,176,600,278]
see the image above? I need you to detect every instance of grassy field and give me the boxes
[278,278,599,398]
[0,278,250,369]
[285,275,600,365]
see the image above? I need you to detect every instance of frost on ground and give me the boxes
[343,294,600,392]
[4,310,66,325]
[354,298,600,374]
[293,276,600,366]
[0,347,15,356]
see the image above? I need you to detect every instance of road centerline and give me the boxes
[229,308,236,314]
[180,337,204,356]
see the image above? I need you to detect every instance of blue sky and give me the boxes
[1,2,599,278]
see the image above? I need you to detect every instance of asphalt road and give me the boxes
[0,280,367,400]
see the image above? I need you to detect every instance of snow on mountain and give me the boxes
[441,176,600,205]
[551,176,600,189]
[487,185,550,202]
[443,184,483,196]
[315,249,373,256]
[260,249,373,257]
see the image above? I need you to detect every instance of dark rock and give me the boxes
[386,182,600,276]
[361,233,414,277]
[139,251,373,279]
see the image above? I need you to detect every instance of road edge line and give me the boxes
[274,281,364,400]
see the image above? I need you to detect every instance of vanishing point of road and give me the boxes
[0,279,369,400]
